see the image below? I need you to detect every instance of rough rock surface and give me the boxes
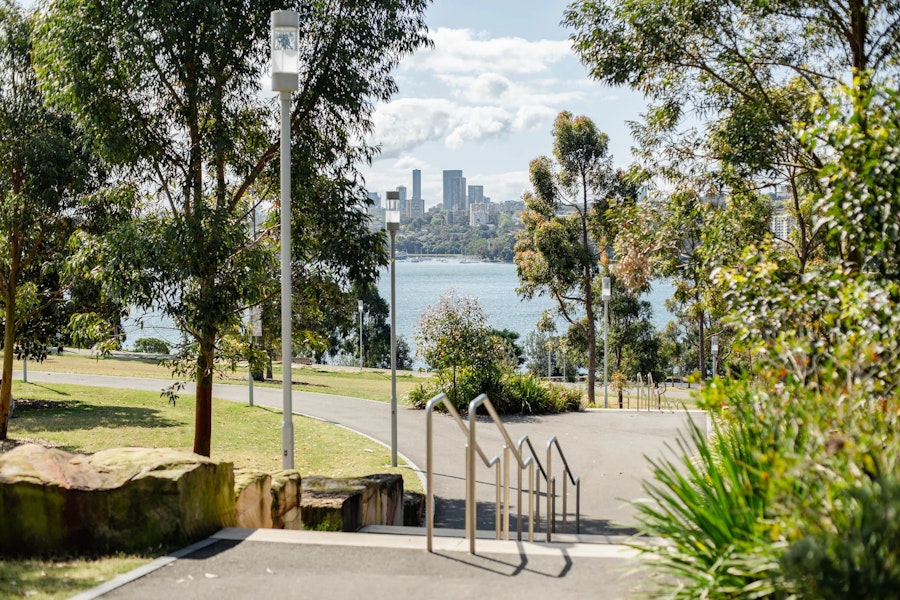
[0,444,235,555]
[234,470,273,529]
[300,474,403,532]
[233,469,302,530]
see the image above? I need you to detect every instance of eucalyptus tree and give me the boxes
[0,1,103,439]
[33,0,430,456]
[514,111,624,406]
[565,0,900,273]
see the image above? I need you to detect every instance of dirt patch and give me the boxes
[13,399,78,412]
[0,437,62,453]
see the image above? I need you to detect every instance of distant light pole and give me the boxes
[271,9,300,470]
[602,276,611,409]
[386,191,400,467]
[358,299,364,369]
[711,335,719,379]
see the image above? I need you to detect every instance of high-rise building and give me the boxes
[442,170,465,211]
[467,185,484,209]
[367,191,381,208]
[409,198,425,220]
[412,169,422,202]
[397,185,407,216]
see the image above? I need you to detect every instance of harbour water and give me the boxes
[375,259,675,358]
[122,259,676,357]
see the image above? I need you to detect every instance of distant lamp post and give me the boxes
[711,335,719,378]
[386,191,400,467]
[358,299,364,369]
[602,276,611,409]
[271,9,300,470]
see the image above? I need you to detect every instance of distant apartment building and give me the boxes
[467,185,484,209]
[469,202,494,227]
[768,186,795,241]
[442,170,466,211]
[409,198,425,220]
[367,191,381,209]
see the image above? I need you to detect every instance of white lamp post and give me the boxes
[271,9,299,470]
[386,191,400,467]
[358,299,364,369]
[711,335,719,378]
[602,276,611,409]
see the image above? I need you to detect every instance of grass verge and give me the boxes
[3,381,423,598]
[24,353,424,402]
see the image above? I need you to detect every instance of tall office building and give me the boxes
[409,198,425,220]
[412,169,422,203]
[397,185,407,216]
[366,191,381,208]
[442,170,465,212]
[467,185,484,209]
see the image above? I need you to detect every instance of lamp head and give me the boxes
[386,191,400,231]
[271,10,300,92]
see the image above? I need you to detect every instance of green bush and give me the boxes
[406,368,582,415]
[132,337,170,354]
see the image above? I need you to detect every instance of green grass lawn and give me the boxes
[2,381,423,598]
[26,352,425,402]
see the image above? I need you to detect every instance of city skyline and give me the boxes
[360,0,648,208]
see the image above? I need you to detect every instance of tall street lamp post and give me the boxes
[386,191,400,467]
[271,9,299,470]
[711,335,719,379]
[358,300,364,369]
[602,276,611,409]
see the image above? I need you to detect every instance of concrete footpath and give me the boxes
[76,528,644,600]
[18,369,702,598]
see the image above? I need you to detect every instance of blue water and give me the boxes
[122,260,676,356]
[375,259,674,359]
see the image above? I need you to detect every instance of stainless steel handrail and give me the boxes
[426,393,501,553]
[468,393,537,553]
[545,435,581,541]
[426,391,582,554]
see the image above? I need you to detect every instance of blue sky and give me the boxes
[363,0,648,207]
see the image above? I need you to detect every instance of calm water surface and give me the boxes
[123,259,675,357]
[376,259,674,357]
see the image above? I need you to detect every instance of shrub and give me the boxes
[133,337,170,354]
[406,368,582,415]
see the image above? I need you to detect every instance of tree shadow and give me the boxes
[12,402,183,432]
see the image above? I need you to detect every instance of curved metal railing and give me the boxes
[545,436,581,541]
[426,393,501,553]
[426,391,582,554]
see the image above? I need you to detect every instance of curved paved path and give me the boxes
[17,369,705,535]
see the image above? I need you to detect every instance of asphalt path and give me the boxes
[18,369,706,535]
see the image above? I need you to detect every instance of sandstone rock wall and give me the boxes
[0,445,235,555]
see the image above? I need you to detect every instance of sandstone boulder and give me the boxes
[300,474,403,532]
[234,470,273,529]
[270,470,302,529]
[0,445,235,555]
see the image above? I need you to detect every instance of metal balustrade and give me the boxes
[425,392,581,555]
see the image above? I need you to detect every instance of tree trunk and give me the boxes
[0,282,17,440]
[193,335,215,456]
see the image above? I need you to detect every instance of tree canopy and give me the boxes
[0,1,104,438]
[33,0,430,456]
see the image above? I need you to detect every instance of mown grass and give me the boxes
[3,381,422,598]
[26,352,424,402]
[0,555,150,600]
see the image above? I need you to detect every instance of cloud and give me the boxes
[371,99,557,158]
[437,72,585,108]
[404,28,572,75]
